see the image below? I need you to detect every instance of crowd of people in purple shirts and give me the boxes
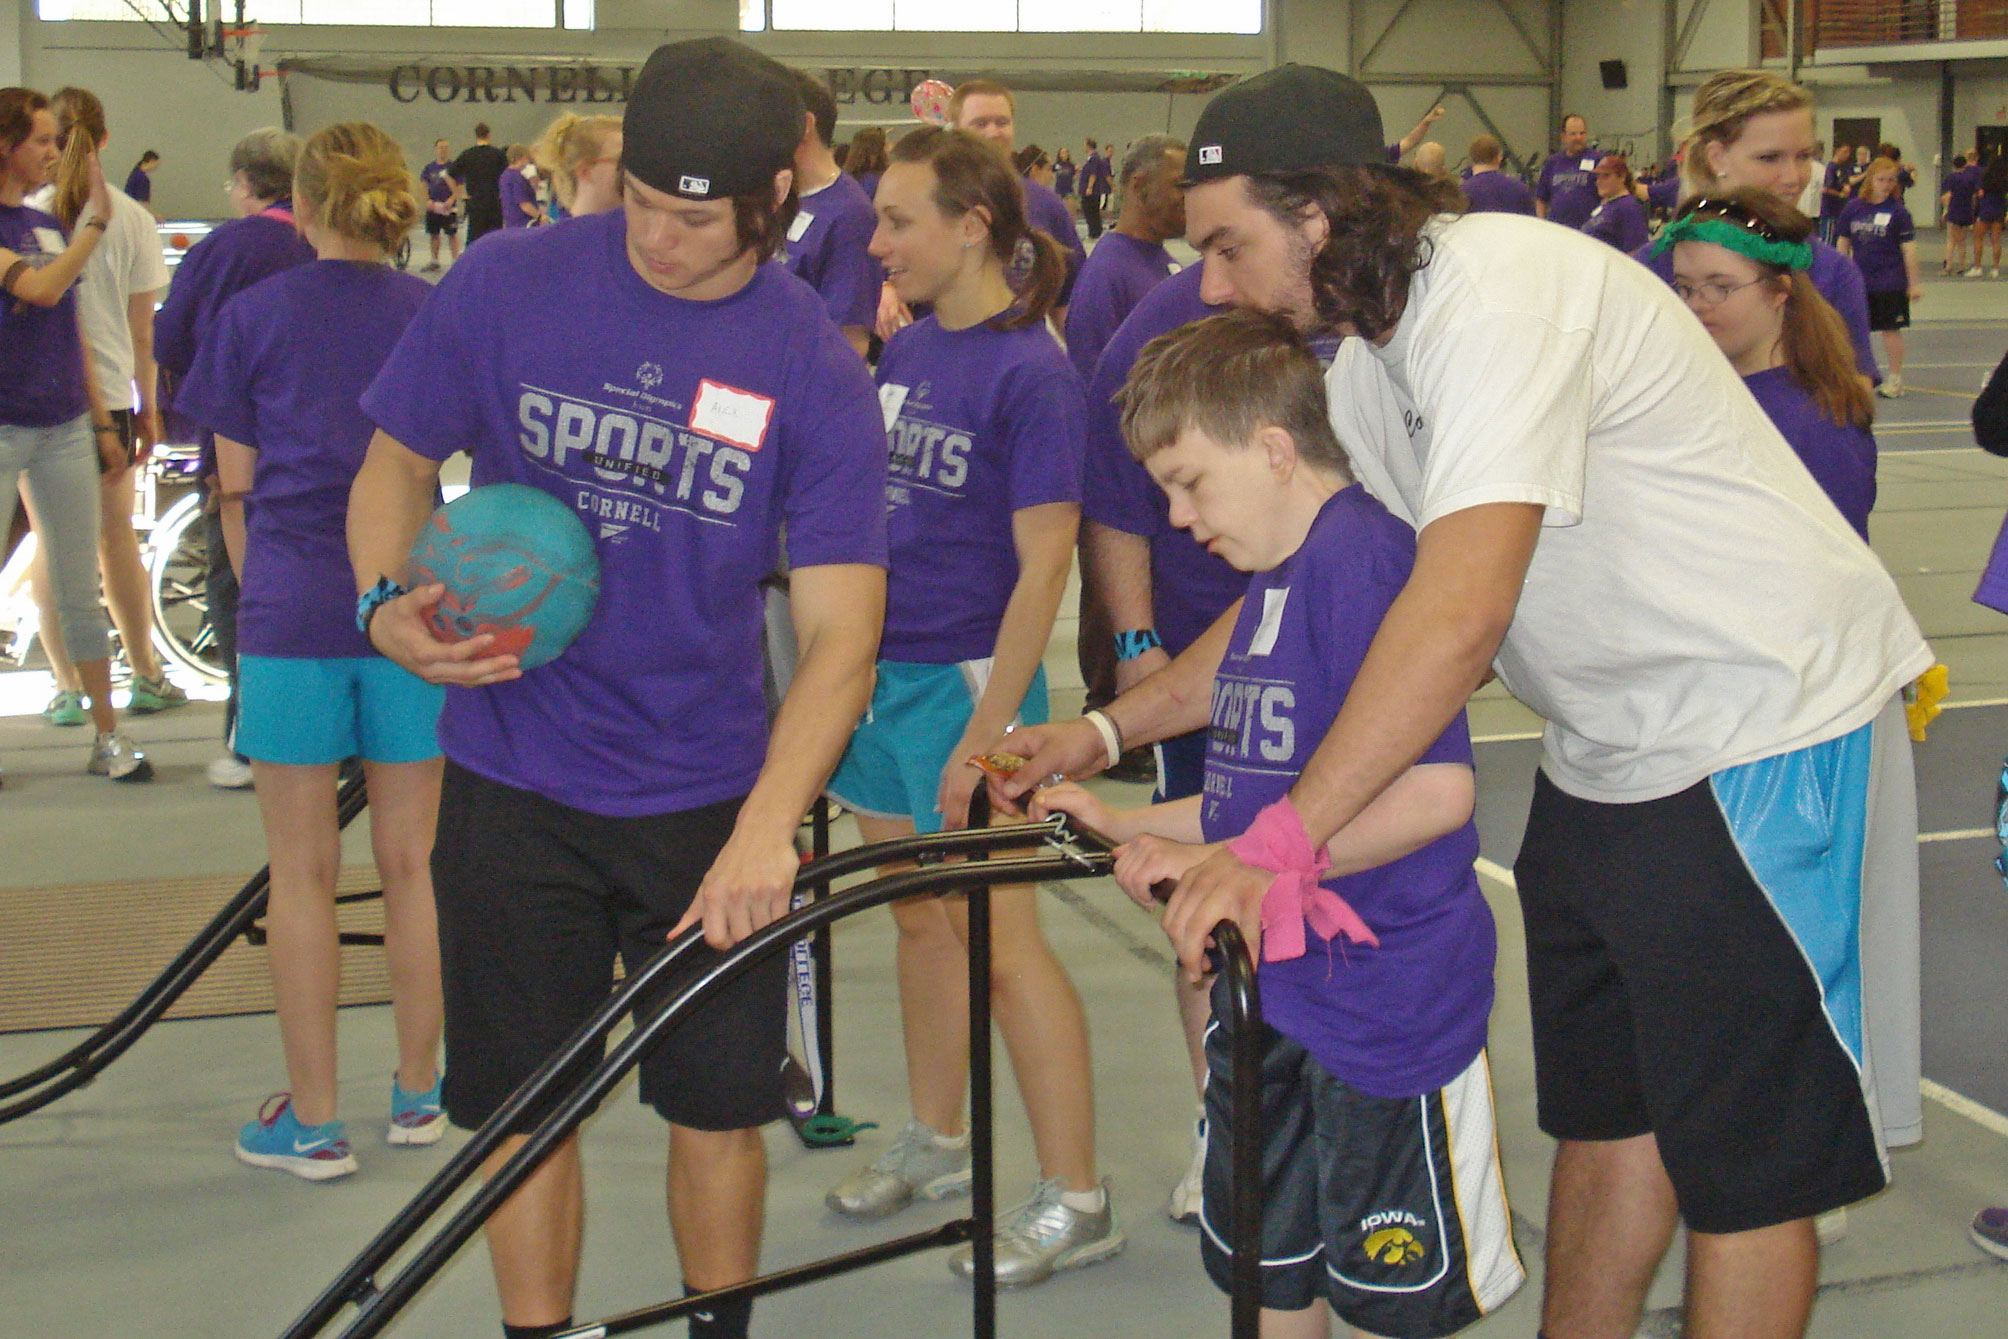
[10,39,2008,1339]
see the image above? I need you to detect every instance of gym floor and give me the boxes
[2,244,2007,1337]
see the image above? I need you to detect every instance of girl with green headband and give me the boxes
[1665,190,1877,539]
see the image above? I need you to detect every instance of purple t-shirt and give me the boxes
[1201,486,1493,1098]
[875,317,1085,663]
[499,167,536,228]
[1638,236,1880,385]
[1460,169,1535,216]
[1975,513,2008,615]
[1062,233,1175,381]
[155,206,317,453]
[1743,367,1876,542]
[1581,192,1648,253]
[1945,164,1982,226]
[1077,152,1112,198]
[1838,196,1914,294]
[123,166,151,204]
[361,210,888,817]
[1024,177,1086,301]
[176,261,431,659]
[1081,264,1247,655]
[0,204,87,428]
[1646,174,1681,212]
[1537,148,1602,229]
[781,171,882,333]
[420,160,455,209]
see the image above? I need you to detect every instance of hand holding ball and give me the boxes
[406,484,600,670]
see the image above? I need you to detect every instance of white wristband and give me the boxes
[1084,709,1122,770]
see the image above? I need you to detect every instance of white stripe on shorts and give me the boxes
[1438,1051,1526,1316]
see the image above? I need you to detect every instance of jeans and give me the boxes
[0,416,110,664]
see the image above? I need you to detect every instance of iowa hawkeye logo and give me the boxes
[1359,1209,1430,1267]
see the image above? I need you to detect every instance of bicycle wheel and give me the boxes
[147,492,228,685]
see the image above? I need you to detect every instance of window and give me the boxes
[745,0,1260,31]
[37,0,587,26]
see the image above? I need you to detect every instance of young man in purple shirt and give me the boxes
[782,69,881,358]
[1535,112,1600,228]
[950,81,1084,300]
[1077,138,1114,238]
[1063,135,1184,381]
[1460,134,1534,215]
[418,137,461,271]
[1041,310,1522,1336]
[348,38,887,1339]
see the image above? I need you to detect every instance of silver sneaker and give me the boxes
[825,1120,972,1219]
[949,1178,1125,1287]
[88,731,154,782]
[1168,1113,1206,1225]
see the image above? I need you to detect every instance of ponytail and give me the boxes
[48,86,107,231]
[1781,272,1874,430]
[294,121,421,255]
[890,125,1064,330]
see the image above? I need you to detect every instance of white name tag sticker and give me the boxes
[878,383,910,432]
[691,379,776,453]
[1874,212,1892,228]
[1581,157,1598,172]
[1248,587,1289,657]
[787,210,814,243]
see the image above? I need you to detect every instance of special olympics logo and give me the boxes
[637,362,664,391]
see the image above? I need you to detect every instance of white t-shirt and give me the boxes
[26,184,169,409]
[1325,212,1930,804]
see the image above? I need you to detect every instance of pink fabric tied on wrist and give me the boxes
[1227,797,1380,963]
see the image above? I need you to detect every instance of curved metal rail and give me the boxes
[278,810,1265,1339]
[0,773,377,1122]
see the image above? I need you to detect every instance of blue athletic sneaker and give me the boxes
[235,1094,358,1181]
[388,1073,446,1146]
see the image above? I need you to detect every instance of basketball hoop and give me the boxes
[221,25,266,69]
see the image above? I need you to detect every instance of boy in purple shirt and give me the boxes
[347,39,887,1339]
[1460,135,1534,215]
[1077,138,1114,238]
[781,69,881,357]
[1536,112,1600,228]
[1063,135,1184,380]
[1040,310,1523,1336]
[418,138,461,270]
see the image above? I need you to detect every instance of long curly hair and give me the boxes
[1241,164,1466,341]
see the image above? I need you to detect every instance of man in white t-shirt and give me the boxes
[994,65,1929,1339]
[28,88,185,714]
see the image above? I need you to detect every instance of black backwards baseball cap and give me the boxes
[1185,64,1386,185]
[623,37,804,200]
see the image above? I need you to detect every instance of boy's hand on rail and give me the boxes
[672,827,800,949]
[1160,845,1268,984]
[1112,835,1217,912]
[1027,782,1124,842]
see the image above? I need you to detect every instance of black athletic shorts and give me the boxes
[1513,763,1889,1233]
[1197,998,1524,1337]
[1866,289,1911,332]
[432,761,787,1133]
[423,209,459,236]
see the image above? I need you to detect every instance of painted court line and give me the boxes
[1471,860,2008,1140]
[1917,827,1993,843]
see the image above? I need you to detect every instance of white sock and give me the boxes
[928,1126,969,1149]
[1060,1185,1106,1213]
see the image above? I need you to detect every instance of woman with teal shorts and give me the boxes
[178,122,447,1180]
[822,126,1125,1286]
